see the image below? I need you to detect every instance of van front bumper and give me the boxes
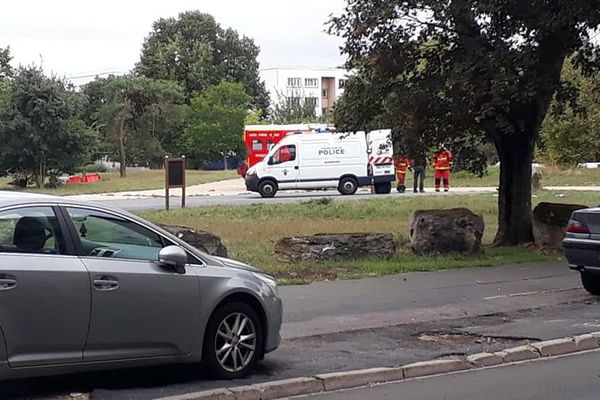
[245,174,260,192]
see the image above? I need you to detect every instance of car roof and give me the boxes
[0,191,127,215]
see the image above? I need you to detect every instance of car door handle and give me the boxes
[294,166,299,170]
[92,276,119,291]
[0,277,17,290]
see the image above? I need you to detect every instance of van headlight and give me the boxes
[254,272,278,295]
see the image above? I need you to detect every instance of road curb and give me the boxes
[154,331,600,400]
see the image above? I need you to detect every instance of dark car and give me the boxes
[563,207,600,294]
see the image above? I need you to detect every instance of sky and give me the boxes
[0,0,347,85]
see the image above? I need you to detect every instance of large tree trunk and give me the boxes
[118,118,127,178]
[492,133,536,246]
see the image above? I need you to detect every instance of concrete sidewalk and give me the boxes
[68,178,600,202]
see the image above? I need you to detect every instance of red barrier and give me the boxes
[66,173,102,185]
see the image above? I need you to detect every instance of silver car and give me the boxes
[0,192,282,380]
[563,207,600,295]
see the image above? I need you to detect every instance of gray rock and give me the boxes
[532,202,588,250]
[410,208,485,255]
[274,233,396,263]
[161,225,228,257]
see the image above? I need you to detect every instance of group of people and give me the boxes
[393,147,453,193]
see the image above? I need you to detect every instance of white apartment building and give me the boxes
[260,67,349,116]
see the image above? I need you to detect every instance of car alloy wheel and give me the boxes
[215,312,257,373]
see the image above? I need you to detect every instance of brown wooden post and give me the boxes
[181,155,186,209]
[164,156,170,211]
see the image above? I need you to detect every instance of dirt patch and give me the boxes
[277,267,351,283]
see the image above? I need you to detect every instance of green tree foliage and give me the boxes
[84,75,184,177]
[183,82,251,168]
[0,66,97,188]
[330,0,600,245]
[0,46,13,79]
[540,63,600,166]
[269,90,319,124]
[136,11,269,115]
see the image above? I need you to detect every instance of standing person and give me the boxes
[393,155,411,193]
[432,145,453,192]
[411,152,427,193]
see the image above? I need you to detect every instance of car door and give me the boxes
[266,144,299,189]
[63,206,201,362]
[0,206,90,367]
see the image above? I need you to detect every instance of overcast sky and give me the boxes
[1,0,347,85]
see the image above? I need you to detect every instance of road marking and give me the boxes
[484,287,581,301]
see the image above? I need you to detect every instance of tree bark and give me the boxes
[118,117,127,178]
[492,133,536,246]
[222,153,228,170]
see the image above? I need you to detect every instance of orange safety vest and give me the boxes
[394,157,411,174]
[432,150,453,171]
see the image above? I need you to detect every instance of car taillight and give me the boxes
[566,219,590,234]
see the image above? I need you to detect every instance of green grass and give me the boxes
[452,166,600,187]
[138,191,599,284]
[0,170,238,196]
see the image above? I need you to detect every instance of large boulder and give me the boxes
[161,225,228,257]
[274,233,396,263]
[410,208,485,255]
[533,202,588,250]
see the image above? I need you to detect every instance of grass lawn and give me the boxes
[0,169,238,196]
[139,190,600,284]
[452,166,600,187]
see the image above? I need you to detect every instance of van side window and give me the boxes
[272,145,296,165]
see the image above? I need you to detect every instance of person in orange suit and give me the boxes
[393,156,411,193]
[431,146,453,192]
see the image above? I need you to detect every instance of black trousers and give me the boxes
[413,166,425,192]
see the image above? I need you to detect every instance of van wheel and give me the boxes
[374,182,392,195]
[338,177,358,195]
[581,271,600,295]
[258,180,277,198]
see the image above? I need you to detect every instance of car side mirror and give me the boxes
[158,246,187,274]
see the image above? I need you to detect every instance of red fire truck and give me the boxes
[237,124,334,177]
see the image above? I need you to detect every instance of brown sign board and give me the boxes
[164,157,186,210]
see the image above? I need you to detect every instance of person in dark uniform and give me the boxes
[411,152,428,193]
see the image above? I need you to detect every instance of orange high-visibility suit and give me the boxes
[432,149,453,192]
[393,156,411,193]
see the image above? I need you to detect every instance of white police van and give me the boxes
[245,130,395,198]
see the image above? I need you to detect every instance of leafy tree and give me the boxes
[330,0,600,245]
[0,66,97,188]
[183,82,251,169]
[540,62,600,166]
[136,11,269,114]
[86,75,184,177]
[269,90,319,124]
[0,46,13,79]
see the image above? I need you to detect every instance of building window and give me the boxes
[289,97,301,107]
[305,97,318,108]
[305,78,318,88]
[287,77,301,87]
[339,79,347,89]
[322,89,329,99]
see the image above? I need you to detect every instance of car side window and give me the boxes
[66,208,165,262]
[272,145,296,165]
[0,207,67,255]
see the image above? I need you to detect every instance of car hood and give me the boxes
[205,254,262,273]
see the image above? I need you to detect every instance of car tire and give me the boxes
[203,302,263,380]
[581,271,600,295]
[374,182,392,194]
[338,177,358,195]
[258,180,277,198]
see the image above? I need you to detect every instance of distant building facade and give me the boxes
[260,67,348,116]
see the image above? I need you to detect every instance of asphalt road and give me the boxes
[304,350,600,400]
[2,262,598,400]
[94,189,489,211]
